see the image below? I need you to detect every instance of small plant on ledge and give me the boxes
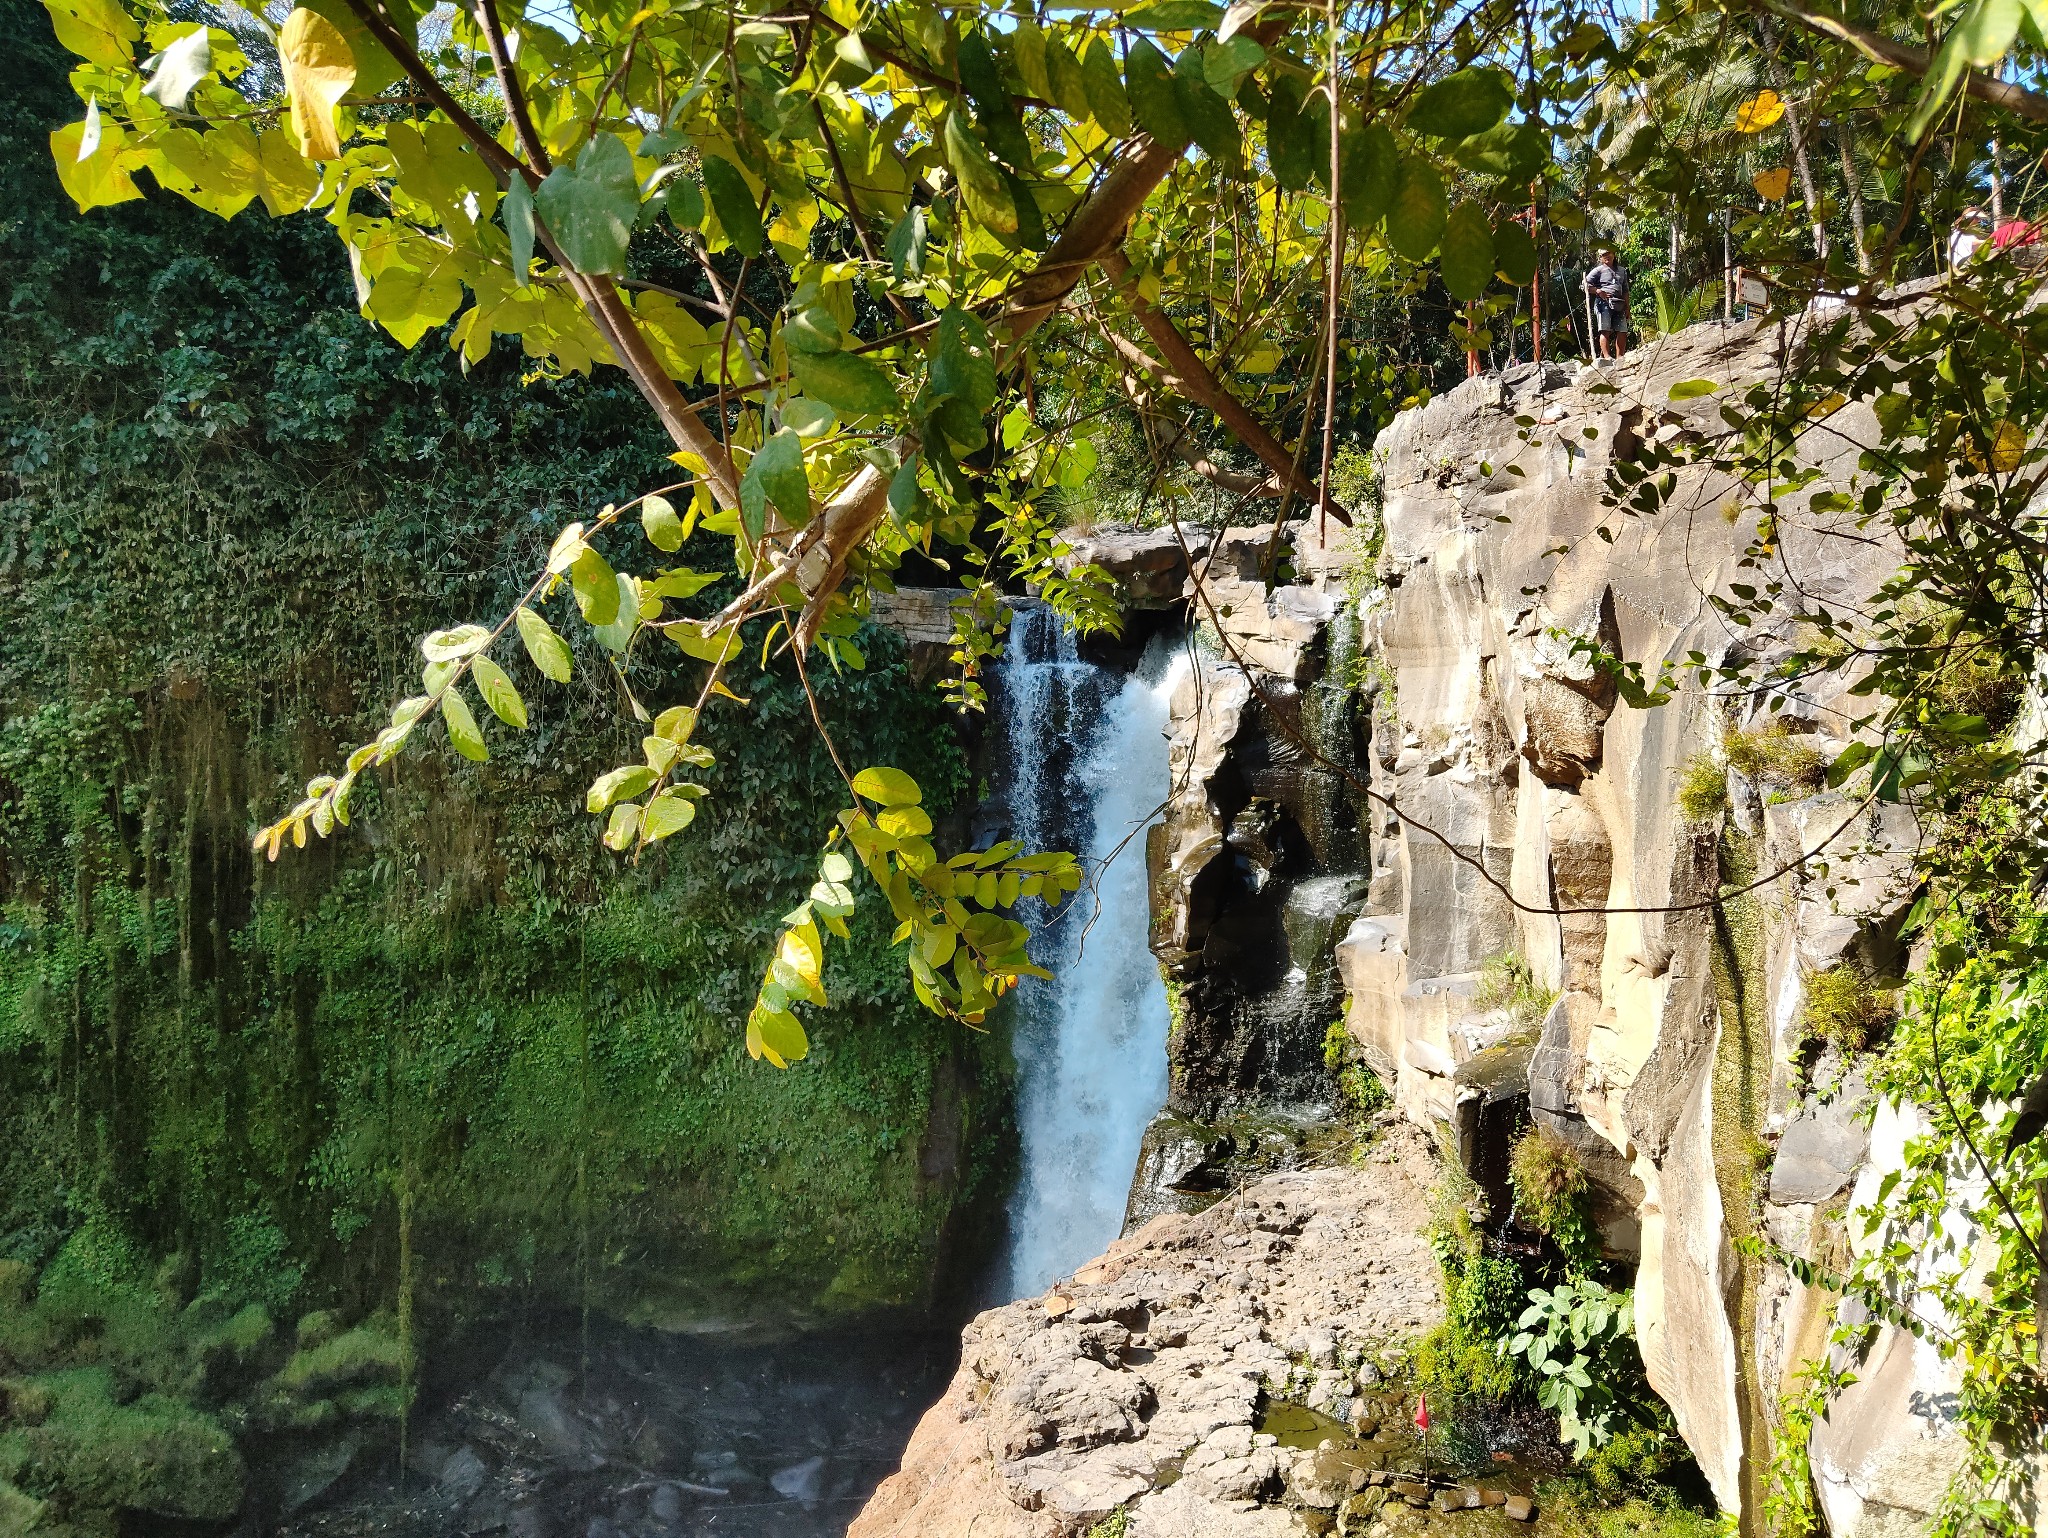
[1475,951,1559,1032]
[1509,1126,1601,1272]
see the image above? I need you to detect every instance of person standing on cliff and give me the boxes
[1583,248,1630,360]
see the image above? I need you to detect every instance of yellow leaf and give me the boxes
[44,0,139,67]
[1753,166,1792,202]
[49,118,140,211]
[255,127,320,214]
[1735,90,1785,133]
[1991,419,2028,473]
[278,7,355,162]
[709,679,751,703]
[780,920,825,994]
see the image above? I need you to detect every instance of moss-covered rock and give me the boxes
[0,1370,243,1523]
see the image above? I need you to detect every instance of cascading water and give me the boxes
[993,605,1187,1301]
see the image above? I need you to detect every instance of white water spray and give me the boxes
[996,609,1187,1300]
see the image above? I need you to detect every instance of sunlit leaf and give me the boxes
[278,8,355,162]
[441,688,488,761]
[516,606,573,682]
[851,766,921,806]
[472,656,528,728]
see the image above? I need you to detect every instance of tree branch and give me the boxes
[1098,249,1349,522]
[1103,329,1286,496]
[1752,0,2048,123]
[341,0,743,507]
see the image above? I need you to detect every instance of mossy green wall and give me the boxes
[0,0,1001,1421]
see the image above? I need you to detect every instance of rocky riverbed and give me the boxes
[277,1320,956,1538]
[850,1121,1471,1538]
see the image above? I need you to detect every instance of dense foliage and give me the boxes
[0,15,1008,1527]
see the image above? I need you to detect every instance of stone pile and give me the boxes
[850,1125,1444,1538]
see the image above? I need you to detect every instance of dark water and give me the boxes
[276,1318,955,1538]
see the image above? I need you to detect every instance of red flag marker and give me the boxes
[1414,1393,1430,1431]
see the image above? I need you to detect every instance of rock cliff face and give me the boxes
[1144,320,1944,1531]
[849,1126,1443,1538]
[865,318,1972,1538]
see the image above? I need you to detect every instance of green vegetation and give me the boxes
[1085,1510,1132,1538]
[1322,1018,1390,1119]
[1798,966,1898,1054]
[1508,1127,1599,1269]
[1502,1278,1641,1455]
[1675,754,1730,823]
[1723,721,1828,799]
[1535,1483,1730,1538]
[1417,1161,1521,1403]
[0,23,1009,1533]
[1474,951,1558,1032]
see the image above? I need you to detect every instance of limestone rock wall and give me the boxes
[1143,320,1950,1531]
[848,1128,1443,1538]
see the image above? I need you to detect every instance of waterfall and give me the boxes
[994,606,1187,1300]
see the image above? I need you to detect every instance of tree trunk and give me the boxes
[1763,29,1829,261]
[1834,119,1871,274]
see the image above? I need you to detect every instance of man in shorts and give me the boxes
[1584,248,1629,360]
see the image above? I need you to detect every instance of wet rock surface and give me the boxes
[850,1125,1446,1538]
[280,1319,955,1538]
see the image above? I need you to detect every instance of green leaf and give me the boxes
[140,25,211,111]
[641,493,685,551]
[535,132,639,275]
[641,789,699,841]
[603,800,640,850]
[504,174,535,284]
[654,705,698,743]
[1825,740,1876,787]
[931,306,999,413]
[701,154,765,259]
[783,305,842,355]
[1407,66,1513,138]
[941,112,1017,235]
[1173,47,1240,162]
[515,605,573,682]
[441,688,488,761]
[1385,154,1446,261]
[957,28,1037,171]
[1203,35,1264,93]
[644,567,717,600]
[1265,73,1328,191]
[664,174,704,230]
[1081,39,1132,137]
[590,574,640,653]
[1046,37,1095,122]
[471,655,528,728]
[669,623,741,663]
[1668,378,1720,400]
[1339,121,1398,228]
[587,764,657,813]
[1123,38,1188,144]
[740,427,810,538]
[748,1006,809,1067]
[571,547,621,625]
[886,205,928,278]
[1009,19,1050,97]
[1493,216,1536,286]
[421,623,492,662]
[789,347,899,417]
[1447,119,1547,181]
[851,766,921,805]
[1124,0,1222,26]
[1440,198,1494,300]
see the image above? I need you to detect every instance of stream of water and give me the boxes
[994,608,1187,1300]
